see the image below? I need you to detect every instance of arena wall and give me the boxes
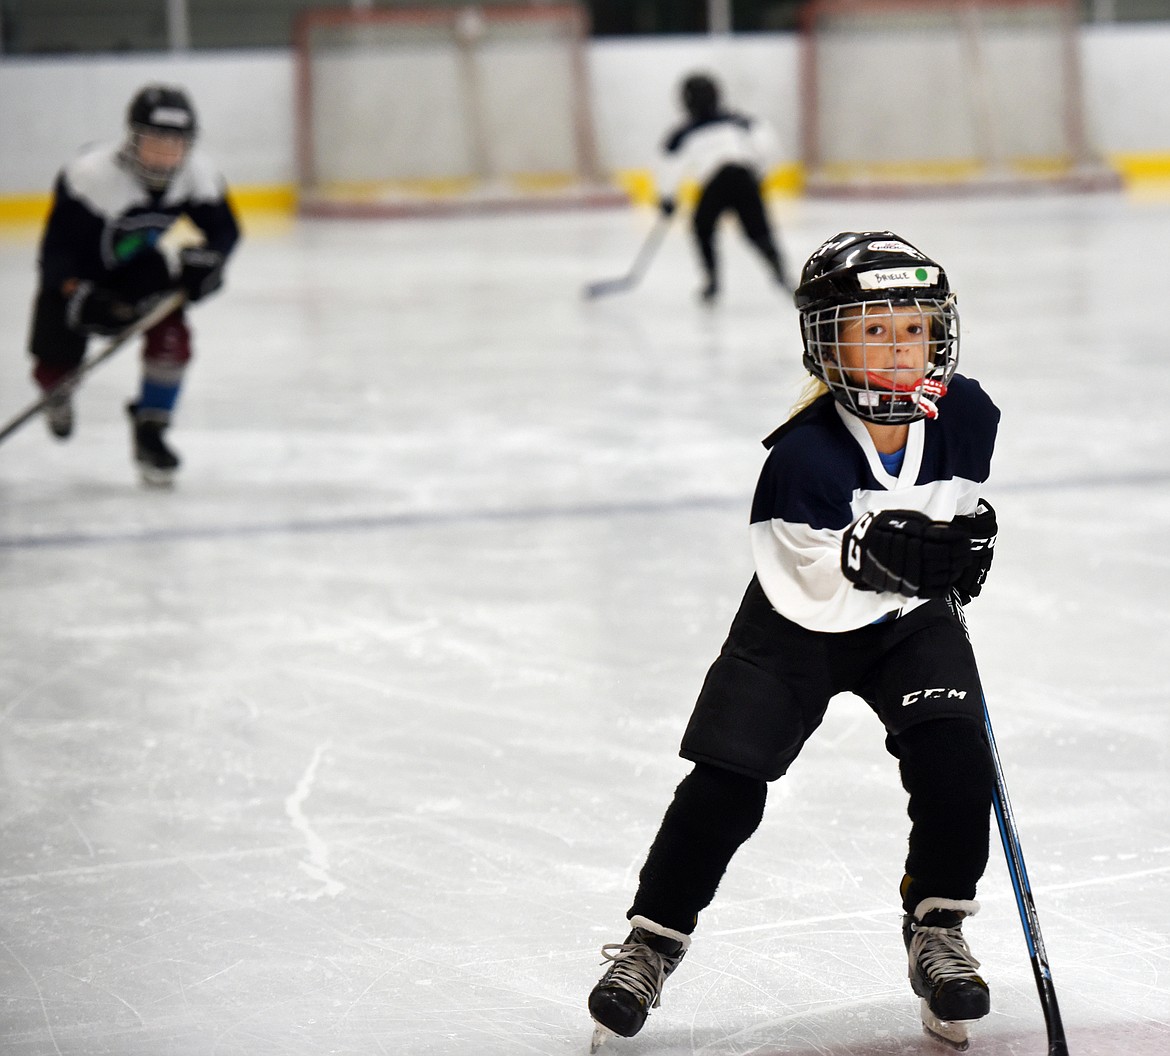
[1,23,1168,221]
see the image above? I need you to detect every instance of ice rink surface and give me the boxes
[1,192,1168,1055]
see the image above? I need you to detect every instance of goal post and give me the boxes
[294,3,623,217]
[798,0,1121,197]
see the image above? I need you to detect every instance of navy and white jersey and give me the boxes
[658,111,777,195]
[37,140,240,293]
[749,376,999,633]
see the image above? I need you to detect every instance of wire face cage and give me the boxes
[294,3,623,217]
[801,297,959,423]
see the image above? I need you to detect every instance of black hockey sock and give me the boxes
[693,220,718,290]
[629,763,766,933]
[894,718,994,911]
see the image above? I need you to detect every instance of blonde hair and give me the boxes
[788,376,830,419]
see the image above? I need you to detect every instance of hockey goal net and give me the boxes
[294,3,621,217]
[799,0,1120,196]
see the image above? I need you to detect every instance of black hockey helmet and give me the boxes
[681,73,719,120]
[127,84,197,139]
[795,231,959,423]
[125,84,197,190]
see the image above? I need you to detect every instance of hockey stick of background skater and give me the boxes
[582,214,670,299]
[0,290,185,447]
[950,594,1071,1056]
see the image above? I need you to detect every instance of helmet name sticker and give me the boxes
[866,240,918,254]
[857,266,939,289]
[147,107,192,129]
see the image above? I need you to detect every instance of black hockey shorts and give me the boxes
[680,576,984,781]
[693,164,772,247]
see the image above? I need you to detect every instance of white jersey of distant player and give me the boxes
[65,141,227,224]
[658,114,779,196]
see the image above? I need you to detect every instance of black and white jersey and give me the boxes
[659,111,777,195]
[749,377,999,633]
[37,140,240,293]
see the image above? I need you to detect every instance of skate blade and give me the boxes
[590,1022,615,1053]
[920,999,971,1051]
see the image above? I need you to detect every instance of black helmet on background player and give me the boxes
[681,73,719,120]
[124,84,197,190]
[794,231,959,424]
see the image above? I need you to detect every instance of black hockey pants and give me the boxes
[692,163,786,288]
[628,589,994,933]
[629,720,993,933]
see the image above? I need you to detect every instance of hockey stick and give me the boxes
[0,290,186,447]
[582,215,670,300]
[983,698,1070,1055]
[950,595,1070,1056]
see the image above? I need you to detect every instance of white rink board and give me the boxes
[3,24,1170,193]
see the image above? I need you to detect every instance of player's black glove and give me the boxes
[65,282,141,335]
[951,499,997,605]
[841,509,974,599]
[179,247,225,302]
[658,196,676,217]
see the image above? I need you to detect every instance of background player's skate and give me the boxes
[126,398,181,487]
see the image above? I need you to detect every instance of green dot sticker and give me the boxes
[915,268,929,281]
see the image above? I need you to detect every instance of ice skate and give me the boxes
[904,898,989,1050]
[127,402,180,487]
[43,387,74,440]
[698,278,719,305]
[588,915,689,1050]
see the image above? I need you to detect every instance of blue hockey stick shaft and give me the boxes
[952,594,1070,1055]
[982,698,1070,1055]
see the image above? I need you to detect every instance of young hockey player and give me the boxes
[588,231,1000,1051]
[26,82,240,486]
[657,72,790,303]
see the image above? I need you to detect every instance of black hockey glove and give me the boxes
[841,509,974,599]
[951,500,997,605]
[65,282,141,336]
[179,247,225,302]
[658,196,676,217]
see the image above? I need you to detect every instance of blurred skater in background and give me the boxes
[26,82,240,486]
[657,72,790,304]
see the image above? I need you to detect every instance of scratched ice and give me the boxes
[0,195,1167,1055]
